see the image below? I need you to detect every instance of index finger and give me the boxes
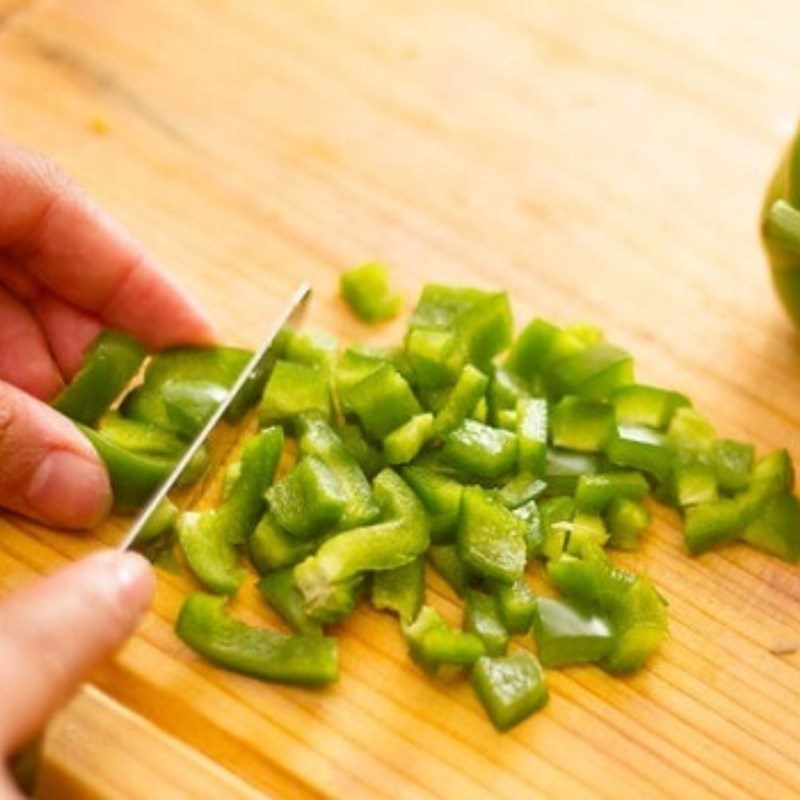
[0,142,217,350]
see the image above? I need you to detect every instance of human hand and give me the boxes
[0,550,155,798]
[0,141,215,528]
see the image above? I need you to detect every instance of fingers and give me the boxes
[0,141,217,350]
[0,550,155,754]
[32,293,103,381]
[0,381,111,528]
[0,285,62,400]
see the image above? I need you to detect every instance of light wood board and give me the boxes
[2,1,800,797]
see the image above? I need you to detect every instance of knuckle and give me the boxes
[0,388,17,453]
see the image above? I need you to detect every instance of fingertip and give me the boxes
[111,551,156,619]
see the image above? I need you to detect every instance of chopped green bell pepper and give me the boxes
[257,569,323,636]
[496,473,547,510]
[548,342,633,400]
[176,593,337,685]
[457,486,526,584]
[384,413,434,465]
[742,493,800,562]
[340,363,421,439]
[441,420,517,480]
[260,360,331,425]
[248,512,316,573]
[464,589,508,657]
[340,262,402,322]
[297,414,380,529]
[712,439,755,494]
[516,397,548,475]
[545,448,601,495]
[605,497,651,550]
[539,496,575,559]
[266,456,347,539]
[670,463,718,508]
[574,471,649,514]
[404,606,486,672]
[53,331,146,425]
[470,651,548,731]
[491,580,538,634]
[427,544,470,597]
[282,327,339,372]
[78,425,175,512]
[402,465,463,542]
[432,365,489,436]
[371,556,425,625]
[532,596,614,668]
[337,423,385,477]
[121,346,251,433]
[294,470,429,620]
[611,383,688,430]
[605,424,672,483]
[550,397,615,453]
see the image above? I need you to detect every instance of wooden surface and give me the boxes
[2,0,800,797]
[36,686,261,800]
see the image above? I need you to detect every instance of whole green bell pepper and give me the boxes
[762,123,800,327]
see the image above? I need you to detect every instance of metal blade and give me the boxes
[117,283,311,552]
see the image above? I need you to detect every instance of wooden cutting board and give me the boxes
[2,0,800,797]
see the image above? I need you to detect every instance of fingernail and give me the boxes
[112,551,156,617]
[26,451,112,528]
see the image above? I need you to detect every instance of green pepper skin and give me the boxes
[532,597,614,668]
[248,513,317,573]
[457,486,527,584]
[78,425,174,512]
[761,125,800,327]
[427,544,470,597]
[403,605,486,672]
[340,262,403,322]
[341,364,421,440]
[53,331,146,425]
[176,593,338,685]
[470,651,548,732]
[433,365,489,436]
[297,415,380,529]
[547,546,667,672]
[611,384,689,430]
[260,360,332,426]
[403,465,464,543]
[294,470,430,620]
[257,570,323,636]
[161,380,228,438]
[441,420,518,480]
[266,456,347,539]
[384,413,434,465]
[218,427,284,544]
[516,397,548,476]
[491,580,538,634]
[121,346,251,433]
[371,556,425,625]
[464,589,509,657]
[178,510,246,596]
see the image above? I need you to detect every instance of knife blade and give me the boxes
[117,283,311,552]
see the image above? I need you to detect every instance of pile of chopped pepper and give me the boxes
[56,278,800,732]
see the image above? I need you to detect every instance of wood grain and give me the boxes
[2,0,800,797]
[36,686,262,800]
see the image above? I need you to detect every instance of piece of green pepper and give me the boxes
[176,593,338,685]
[371,555,425,625]
[53,331,146,425]
[340,262,403,322]
[470,650,549,731]
[294,469,429,620]
[761,123,800,327]
[256,569,323,636]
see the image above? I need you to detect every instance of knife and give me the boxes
[117,282,311,552]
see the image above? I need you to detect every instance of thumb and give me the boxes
[0,550,155,755]
[0,380,111,528]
